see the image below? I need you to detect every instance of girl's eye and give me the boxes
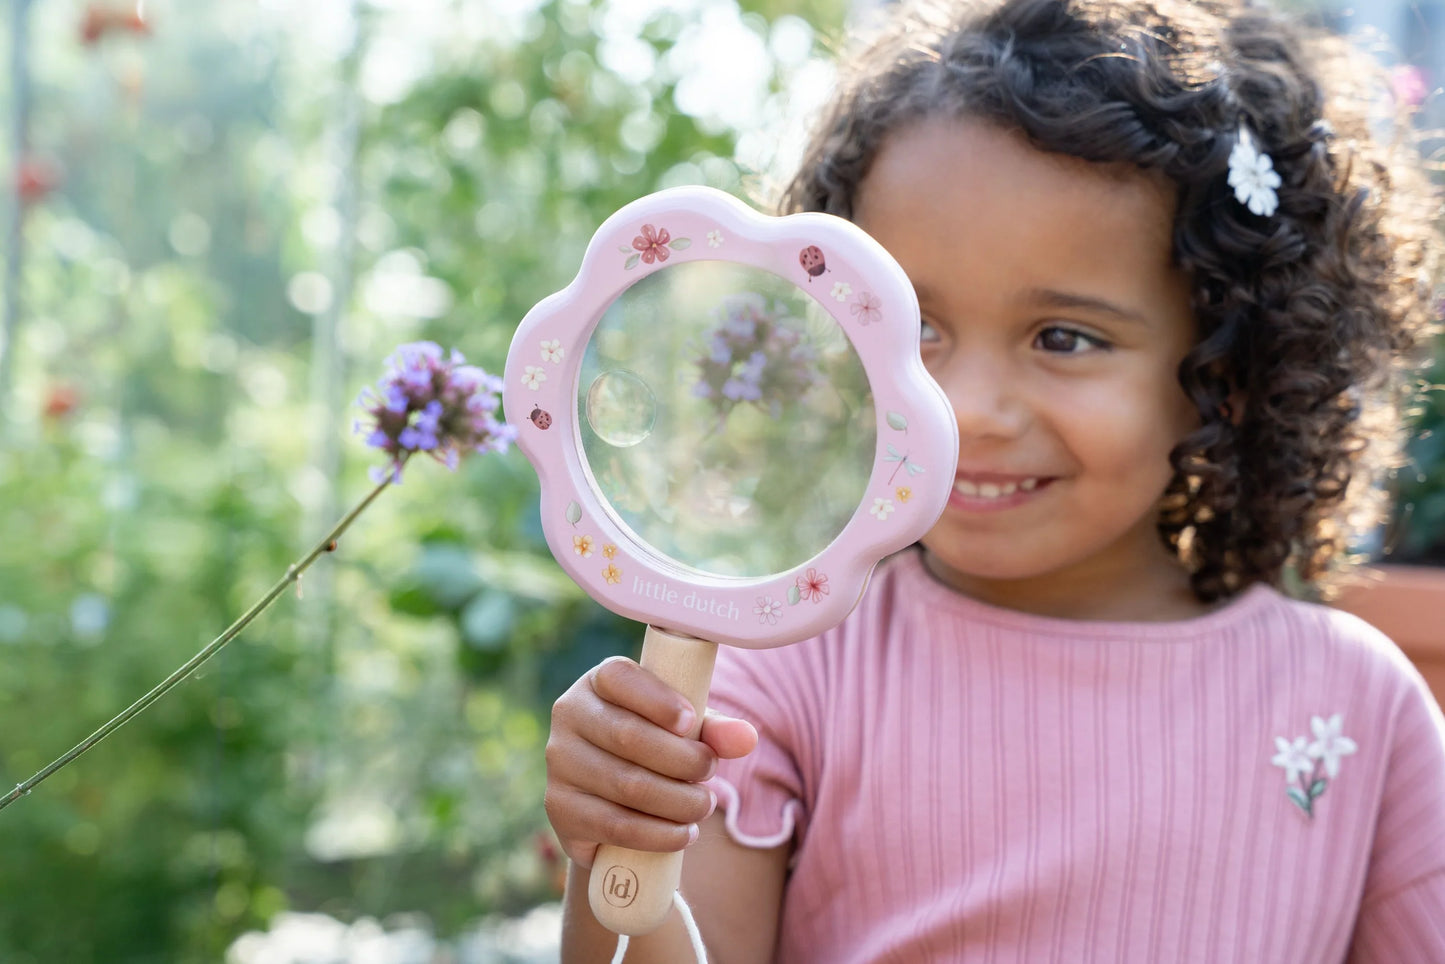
[1035,326,1108,354]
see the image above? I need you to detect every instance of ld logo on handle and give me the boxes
[602,865,639,908]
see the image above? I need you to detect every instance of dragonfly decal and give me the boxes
[885,445,925,484]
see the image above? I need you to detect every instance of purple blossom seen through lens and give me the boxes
[356,342,516,483]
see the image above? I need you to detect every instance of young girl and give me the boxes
[543,0,1445,959]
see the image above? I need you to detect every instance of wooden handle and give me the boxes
[589,624,719,935]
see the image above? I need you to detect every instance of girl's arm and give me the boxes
[560,811,790,963]
[1346,677,1445,961]
[547,656,786,963]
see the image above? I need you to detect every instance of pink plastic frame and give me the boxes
[504,185,956,648]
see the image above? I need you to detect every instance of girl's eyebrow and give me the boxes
[908,282,1151,326]
[1026,287,1150,325]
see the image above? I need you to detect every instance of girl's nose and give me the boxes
[934,354,1030,442]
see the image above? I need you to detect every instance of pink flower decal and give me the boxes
[850,291,883,325]
[796,568,830,603]
[632,224,672,265]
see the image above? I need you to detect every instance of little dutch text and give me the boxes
[630,576,741,621]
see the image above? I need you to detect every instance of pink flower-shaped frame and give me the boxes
[504,185,956,648]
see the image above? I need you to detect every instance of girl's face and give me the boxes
[854,118,1205,619]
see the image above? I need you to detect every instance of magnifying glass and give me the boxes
[503,185,957,934]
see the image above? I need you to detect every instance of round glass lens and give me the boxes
[579,260,876,578]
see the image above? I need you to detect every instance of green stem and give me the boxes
[0,470,399,813]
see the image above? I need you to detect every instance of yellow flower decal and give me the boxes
[896,486,913,503]
[602,543,617,560]
[573,534,594,558]
[603,564,622,585]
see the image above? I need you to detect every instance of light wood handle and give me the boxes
[589,624,719,935]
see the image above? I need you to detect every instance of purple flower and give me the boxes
[355,341,515,483]
[721,378,763,402]
[691,295,820,419]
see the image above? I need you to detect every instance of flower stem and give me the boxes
[0,470,398,813]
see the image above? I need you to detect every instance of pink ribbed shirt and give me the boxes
[706,550,1445,963]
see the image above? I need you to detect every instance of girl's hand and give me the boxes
[545,655,758,869]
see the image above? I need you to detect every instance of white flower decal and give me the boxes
[1227,124,1281,217]
[869,497,895,521]
[830,281,852,302]
[540,339,564,364]
[1307,713,1358,778]
[707,230,724,248]
[1271,712,1356,819]
[521,365,547,390]
[754,596,782,625]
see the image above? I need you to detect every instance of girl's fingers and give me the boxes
[589,656,697,736]
[544,784,702,859]
[562,738,717,826]
[580,700,717,781]
[699,711,759,760]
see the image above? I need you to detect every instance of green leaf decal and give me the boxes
[669,237,691,250]
[887,411,908,432]
[566,501,582,526]
[787,585,801,605]
[1307,779,1327,800]
[619,245,633,254]
[624,253,641,270]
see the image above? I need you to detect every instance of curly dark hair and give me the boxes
[781,0,1441,601]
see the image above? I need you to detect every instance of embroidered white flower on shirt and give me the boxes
[1227,124,1281,217]
[1271,712,1356,819]
[1271,736,1314,786]
[1307,713,1358,778]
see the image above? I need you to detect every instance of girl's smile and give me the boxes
[855,118,1207,620]
[950,472,1050,511]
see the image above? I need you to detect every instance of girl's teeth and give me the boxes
[956,478,1039,499]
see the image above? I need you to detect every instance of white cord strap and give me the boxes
[609,891,709,964]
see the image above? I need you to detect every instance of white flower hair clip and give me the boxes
[1227,122,1281,217]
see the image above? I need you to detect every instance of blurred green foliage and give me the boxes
[1394,341,1445,564]
[0,0,845,960]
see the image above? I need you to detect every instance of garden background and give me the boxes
[0,1,1440,962]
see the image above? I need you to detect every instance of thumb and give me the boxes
[699,711,758,760]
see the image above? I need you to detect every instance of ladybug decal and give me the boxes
[799,245,827,280]
[529,407,553,430]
